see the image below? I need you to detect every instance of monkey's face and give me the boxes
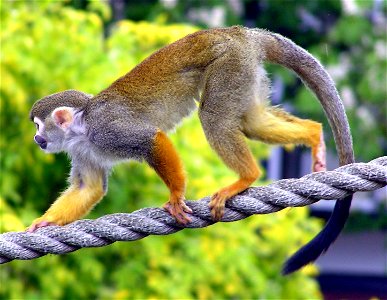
[30,90,92,154]
[33,116,66,153]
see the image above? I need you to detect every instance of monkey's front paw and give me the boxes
[163,200,192,224]
[209,192,228,221]
[27,218,57,233]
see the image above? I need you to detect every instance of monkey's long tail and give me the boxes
[251,29,355,275]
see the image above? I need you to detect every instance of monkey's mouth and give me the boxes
[39,142,47,150]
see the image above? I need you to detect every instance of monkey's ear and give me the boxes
[52,107,74,130]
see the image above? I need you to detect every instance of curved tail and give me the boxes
[250,29,355,274]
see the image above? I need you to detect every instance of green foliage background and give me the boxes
[3,0,384,298]
[151,0,386,162]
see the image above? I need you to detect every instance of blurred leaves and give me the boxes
[295,13,386,161]
[152,0,386,162]
[1,1,325,299]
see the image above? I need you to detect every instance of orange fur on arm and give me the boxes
[149,130,186,200]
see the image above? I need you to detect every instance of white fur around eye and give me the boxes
[33,117,45,134]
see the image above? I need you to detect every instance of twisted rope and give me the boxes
[1,157,386,264]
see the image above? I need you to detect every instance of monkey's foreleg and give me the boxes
[148,130,192,224]
[28,168,106,232]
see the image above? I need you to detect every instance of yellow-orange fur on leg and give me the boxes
[242,105,326,171]
[28,170,105,232]
[210,168,260,220]
[207,132,261,221]
[150,130,192,224]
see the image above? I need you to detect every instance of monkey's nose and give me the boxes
[34,135,47,149]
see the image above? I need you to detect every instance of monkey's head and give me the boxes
[30,90,92,153]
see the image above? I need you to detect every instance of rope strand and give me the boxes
[1,156,385,264]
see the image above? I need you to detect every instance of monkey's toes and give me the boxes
[209,193,227,221]
[313,148,326,172]
[313,134,326,172]
[313,161,326,172]
[163,201,192,224]
[211,206,224,221]
[180,201,193,214]
[27,220,56,233]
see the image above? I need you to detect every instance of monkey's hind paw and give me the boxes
[313,160,326,172]
[313,134,326,172]
[27,219,56,233]
[209,192,228,221]
[163,200,193,225]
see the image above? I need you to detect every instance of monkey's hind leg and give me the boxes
[199,110,261,221]
[148,130,192,224]
[243,105,326,171]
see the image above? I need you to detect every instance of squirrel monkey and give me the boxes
[28,26,354,274]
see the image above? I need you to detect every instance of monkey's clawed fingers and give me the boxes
[27,219,56,233]
[163,200,193,224]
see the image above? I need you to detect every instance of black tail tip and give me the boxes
[281,261,300,276]
[281,246,319,275]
